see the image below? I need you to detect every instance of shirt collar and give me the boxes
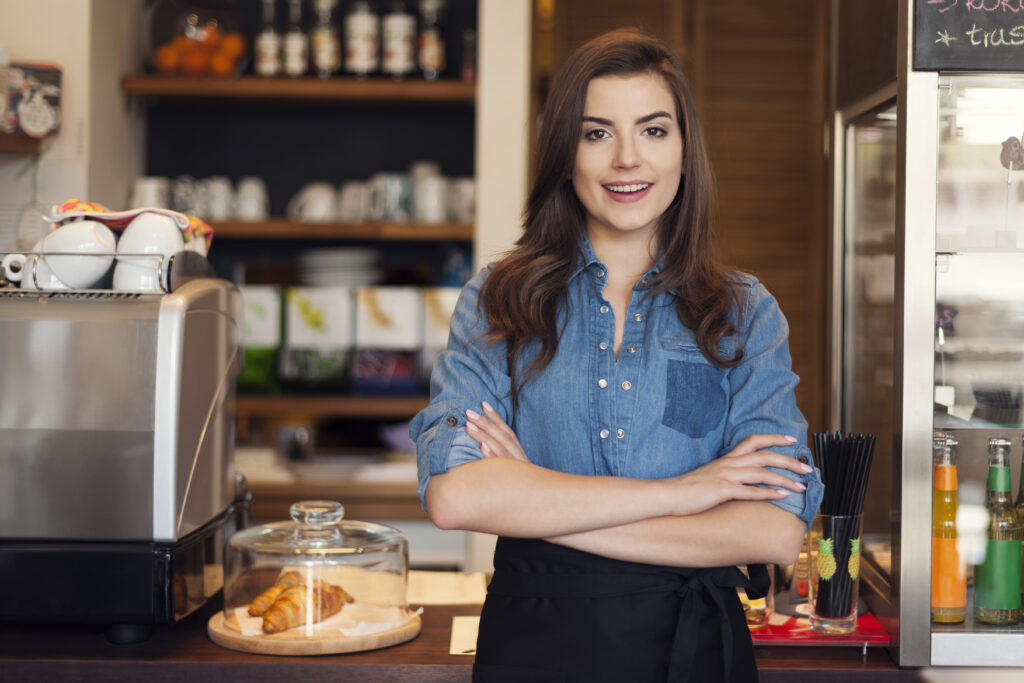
[569,231,667,294]
[569,230,603,281]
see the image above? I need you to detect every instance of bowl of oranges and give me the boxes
[146,0,250,78]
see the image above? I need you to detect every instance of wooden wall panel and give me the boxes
[691,0,829,432]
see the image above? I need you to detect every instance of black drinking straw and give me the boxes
[810,432,876,620]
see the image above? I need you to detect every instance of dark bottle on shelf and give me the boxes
[418,0,445,80]
[283,0,309,76]
[974,437,1022,626]
[254,0,282,76]
[310,0,341,78]
[461,27,475,83]
[345,0,380,77]
[382,0,416,79]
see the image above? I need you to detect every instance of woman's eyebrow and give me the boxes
[636,111,673,124]
[581,111,673,126]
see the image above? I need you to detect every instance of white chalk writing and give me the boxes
[964,22,1024,45]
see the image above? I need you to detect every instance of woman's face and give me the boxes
[572,72,683,246]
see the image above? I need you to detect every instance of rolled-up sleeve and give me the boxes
[722,280,824,529]
[409,267,513,508]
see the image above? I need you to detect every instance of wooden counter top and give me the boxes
[0,600,925,682]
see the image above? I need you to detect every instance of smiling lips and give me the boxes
[602,182,652,203]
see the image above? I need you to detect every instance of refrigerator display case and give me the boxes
[831,0,1024,668]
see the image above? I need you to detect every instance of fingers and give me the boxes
[728,451,814,478]
[464,402,529,462]
[728,483,793,501]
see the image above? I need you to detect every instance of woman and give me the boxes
[410,28,823,682]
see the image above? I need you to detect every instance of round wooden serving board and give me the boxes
[207,610,421,656]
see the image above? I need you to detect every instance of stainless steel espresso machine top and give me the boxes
[0,278,250,642]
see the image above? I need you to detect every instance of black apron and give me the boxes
[473,537,768,683]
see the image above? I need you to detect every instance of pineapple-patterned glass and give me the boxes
[808,513,864,634]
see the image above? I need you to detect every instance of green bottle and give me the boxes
[974,437,1022,625]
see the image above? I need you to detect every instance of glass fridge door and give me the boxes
[841,102,898,550]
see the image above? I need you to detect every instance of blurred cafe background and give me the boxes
[13,0,1024,673]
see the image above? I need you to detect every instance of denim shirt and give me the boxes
[410,237,824,529]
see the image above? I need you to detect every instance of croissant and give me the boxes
[247,570,304,616]
[261,580,355,634]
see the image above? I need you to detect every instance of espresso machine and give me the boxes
[0,277,250,642]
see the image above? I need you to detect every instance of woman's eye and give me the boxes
[643,126,668,137]
[584,128,609,141]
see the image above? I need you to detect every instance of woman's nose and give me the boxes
[614,137,639,169]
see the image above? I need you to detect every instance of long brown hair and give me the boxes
[480,28,742,409]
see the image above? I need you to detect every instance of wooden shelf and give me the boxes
[0,131,44,155]
[121,74,476,103]
[236,394,429,420]
[212,219,472,241]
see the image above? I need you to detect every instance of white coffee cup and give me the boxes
[414,175,449,224]
[448,177,475,223]
[236,176,269,221]
[129,176,171,209]
[368,173,412,222]
[202,175,235,221]
[3,220,116,290]
[287,182,337,223]
[5,240,66,291]
[113,212,185,292]
[337,181,370,222]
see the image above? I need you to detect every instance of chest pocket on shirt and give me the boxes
[661,342,729,438]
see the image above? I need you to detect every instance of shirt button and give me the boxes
[598,379,608,388]
[627,346,637,354]
[616,429,625,439]
[621,381,632,391]
[598,341,608,350]
[600,428,610,439]
[596,268,605,278]
[797,455,808,464]
[632,313,643,322]
[447,416,457,426]
[600,305,609,314]
[640,278,649,287]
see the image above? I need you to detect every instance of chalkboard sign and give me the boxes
[915,0,1024,71]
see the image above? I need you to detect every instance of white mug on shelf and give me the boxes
[287,182,337,223]
[202,175,235,221]
[368,173,412,222]
[235,176,270,221]
[129,176,171,209]
[113,212,185,292]
[337,181,370,222]
[448,177,475,224]
[413,174,449,224]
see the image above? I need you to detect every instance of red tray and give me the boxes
[750,610,890,647]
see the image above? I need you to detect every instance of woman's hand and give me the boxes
[660,434,813,517]
[464,402,530,462]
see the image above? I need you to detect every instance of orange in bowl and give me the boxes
[180,45,209,75]
[154,42,180,73]
[220,32,247,59]
[197,23,224,52]
[209,52,237,78]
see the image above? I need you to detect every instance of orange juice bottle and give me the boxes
[932,433,966,623]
